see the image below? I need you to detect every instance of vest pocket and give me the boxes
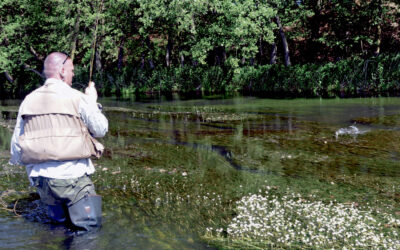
[85,133,104,159]
[20,131,92,164]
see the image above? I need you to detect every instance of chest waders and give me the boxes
[48,204,67,223]
[68,195,102,231]
[34,175,102,232]
[48,195,102,231]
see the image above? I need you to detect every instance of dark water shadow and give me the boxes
[7,193,103,249]
[62,230,102,249]
[8,193,49,223]
[167,138,280,176]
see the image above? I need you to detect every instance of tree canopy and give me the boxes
[1,0,399,97]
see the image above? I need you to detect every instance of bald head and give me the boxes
[43,52,69,79]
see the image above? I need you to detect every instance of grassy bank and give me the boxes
[2,54,399,99]
[76,53,400,98]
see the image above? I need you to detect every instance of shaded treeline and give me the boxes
[0,0,399,98]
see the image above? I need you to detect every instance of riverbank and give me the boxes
[74,53,400,98]
[2,54,399,100]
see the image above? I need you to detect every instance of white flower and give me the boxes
[220,186,400,248]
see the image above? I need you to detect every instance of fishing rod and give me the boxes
[89,0,104,83]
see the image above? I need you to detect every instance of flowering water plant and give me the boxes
[205,186,400,249]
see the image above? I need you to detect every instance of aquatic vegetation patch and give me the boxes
[106,105,261,124]
[351,114,400,127]
[0,114,15,136]
[205,186,400,249]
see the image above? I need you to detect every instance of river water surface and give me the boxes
[1,96,400,248]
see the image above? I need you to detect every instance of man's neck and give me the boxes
[45,78,69,87]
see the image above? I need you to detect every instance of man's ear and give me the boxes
[59,67,65,78]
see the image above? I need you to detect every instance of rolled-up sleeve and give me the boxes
[9,108,24,165]
[79,95,108,138]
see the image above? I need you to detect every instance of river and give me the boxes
[1,96,400,248]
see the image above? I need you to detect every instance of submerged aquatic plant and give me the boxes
[205,186,400,249]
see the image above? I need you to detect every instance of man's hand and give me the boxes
[85,81,98,102]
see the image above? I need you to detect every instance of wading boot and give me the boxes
[68,195,102,232]
[48,204,67,223]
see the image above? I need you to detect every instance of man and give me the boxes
[9,52,108,232]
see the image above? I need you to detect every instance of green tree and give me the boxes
[0,0,72,96]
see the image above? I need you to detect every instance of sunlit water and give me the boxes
[1,96,400,248]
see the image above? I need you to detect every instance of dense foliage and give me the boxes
[0,0,399,98]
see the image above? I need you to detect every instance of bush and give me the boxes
[230,54,400,97]
[7,53,398,99]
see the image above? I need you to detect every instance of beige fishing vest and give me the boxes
[19,81,104,164]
